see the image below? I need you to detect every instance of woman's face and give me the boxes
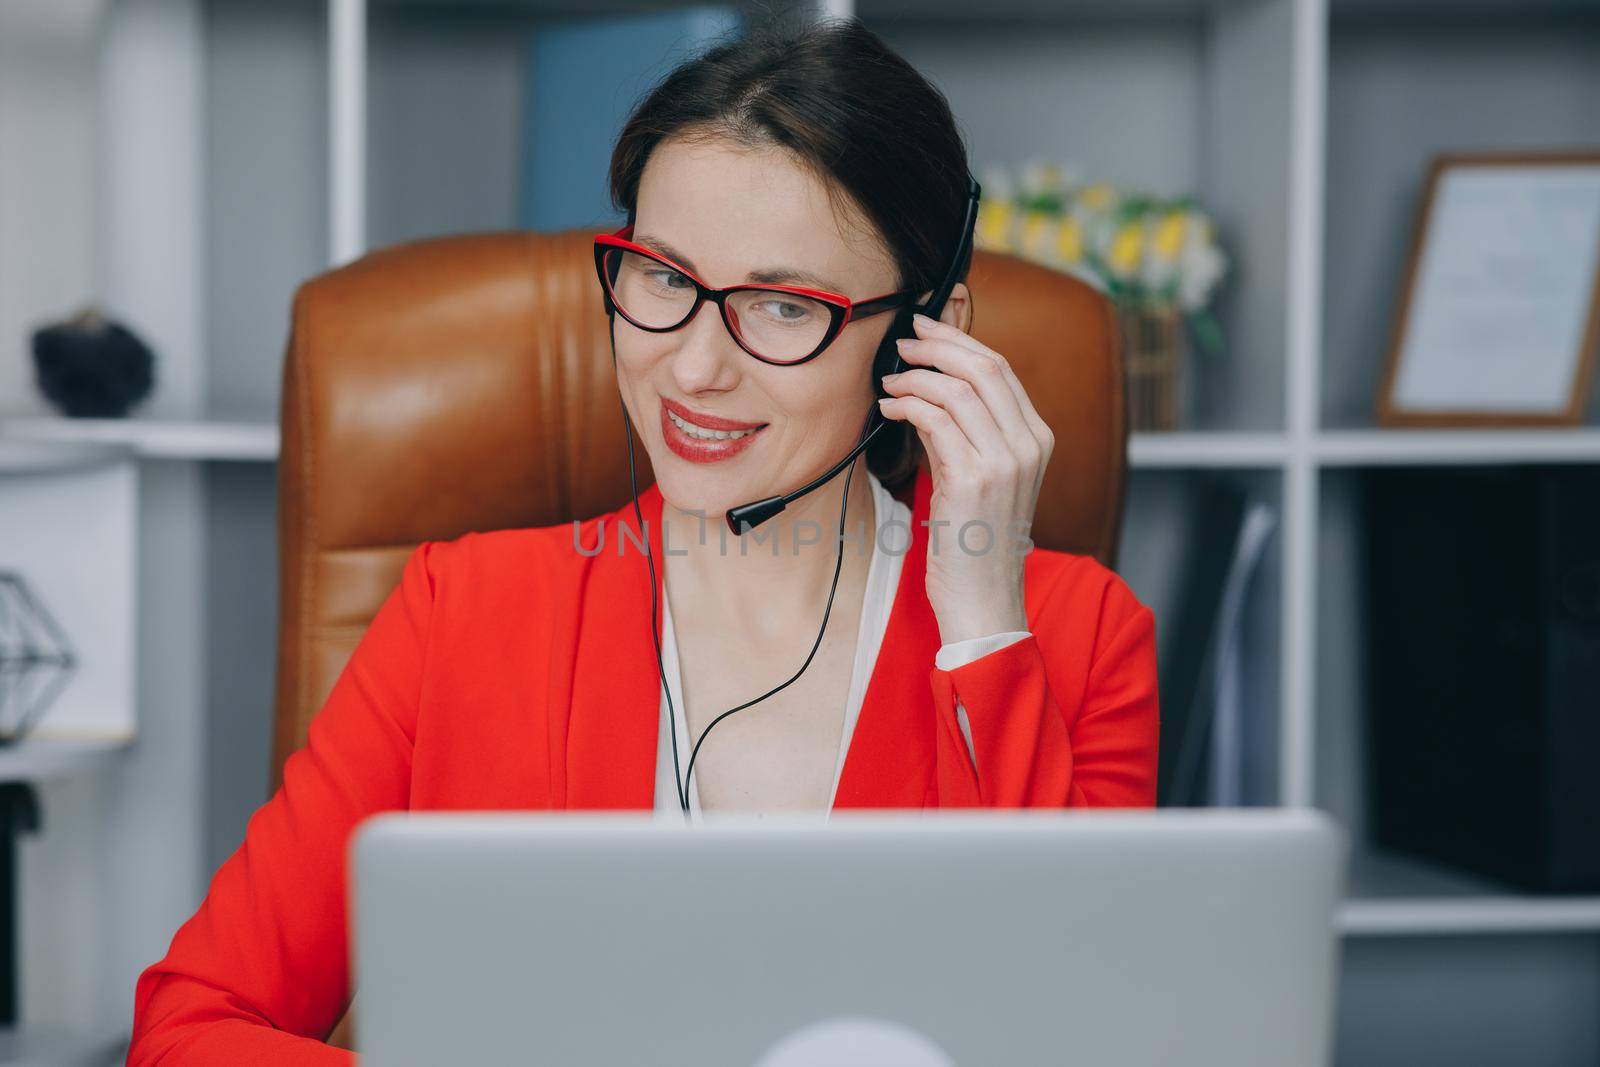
[613,134,902,520]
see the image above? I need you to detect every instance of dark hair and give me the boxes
[607,14,972,491]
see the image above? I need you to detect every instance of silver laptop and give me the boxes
[351,809,1346,1066]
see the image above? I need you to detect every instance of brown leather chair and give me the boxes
[272,229,1127,1051]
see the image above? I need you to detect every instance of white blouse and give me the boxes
[653,471,1031,820]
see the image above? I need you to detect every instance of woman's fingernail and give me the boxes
[895,337,912,347]
[913,313,936,327]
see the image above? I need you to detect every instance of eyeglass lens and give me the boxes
[603,248,832,363]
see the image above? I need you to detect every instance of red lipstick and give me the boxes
[659,398,768,464]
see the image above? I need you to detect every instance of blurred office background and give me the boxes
[1,0,1597,1062]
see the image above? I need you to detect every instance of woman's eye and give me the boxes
[754,299,812,323]
[645,268,692,290]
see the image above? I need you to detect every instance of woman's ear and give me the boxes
[944,282,972,334]
[918,282,973,334]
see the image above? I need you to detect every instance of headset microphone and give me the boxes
[607,172,981,813]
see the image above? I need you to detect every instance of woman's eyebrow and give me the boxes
[633,232,847,292]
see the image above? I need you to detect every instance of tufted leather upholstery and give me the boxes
[273,228,1126,1049]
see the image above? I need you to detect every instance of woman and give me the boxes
[127,16,1158,1064]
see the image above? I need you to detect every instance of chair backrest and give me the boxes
[272,229,1127,793]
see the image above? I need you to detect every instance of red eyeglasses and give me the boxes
[593,224,917,366]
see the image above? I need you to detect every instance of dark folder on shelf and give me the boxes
[1157,479,1277,808]
[1363,465,1600,892]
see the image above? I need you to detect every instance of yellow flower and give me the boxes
[975,200,1014,250]
[1020,160,1066,197]
[1108,221,1144,278]
[1055,216,1084,264]
[1080,183,1116,212]
[1020,210,1054,261]
[1153,211,1186,263]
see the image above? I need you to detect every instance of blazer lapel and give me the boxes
[832,467,941,809]
[564,481,667,810]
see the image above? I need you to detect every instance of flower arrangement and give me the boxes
[974,161,1228,357]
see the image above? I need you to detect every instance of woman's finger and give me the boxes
[892,339,1046,490]
[880,368,1014,471]
[908,315,1056,451]
[877,394,978,481]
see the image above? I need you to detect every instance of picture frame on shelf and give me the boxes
[1375,151,1600,428]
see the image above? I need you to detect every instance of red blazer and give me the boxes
[127,465,1159,1064]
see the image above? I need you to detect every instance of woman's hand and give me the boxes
[876,312,1055,645]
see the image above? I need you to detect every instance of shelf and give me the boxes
[366,0,1241,18]
[371,0,728,12]
[0,416,279,462]
[1331,0,1600,18]
[0,1024,125,1066]
[1337,849,1600,937]
[1315,428,1600,466]
[0,419,1301,471]
[1128,431,1288,469]
[0,441,131,477]
[858,0,1231,19]
[0,738,133,785]
[1342,898,1600,938]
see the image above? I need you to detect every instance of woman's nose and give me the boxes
[668,301,744,392]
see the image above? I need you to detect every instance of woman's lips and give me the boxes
[661,397,765,431]
[659,398,768,464]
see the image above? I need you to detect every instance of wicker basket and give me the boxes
[1117,301,1184,432]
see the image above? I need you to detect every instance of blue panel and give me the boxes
[523,7,741,233]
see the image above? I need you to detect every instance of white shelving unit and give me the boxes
[0,416,278,462]
[1316,427,1600,466]
[1,0,1594,1061]
[1343,898,1600,939]
[0,741,133,787]
[1,2,210,1054]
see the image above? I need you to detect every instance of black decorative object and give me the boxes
[0,572,77,745]
[30,305,155,418]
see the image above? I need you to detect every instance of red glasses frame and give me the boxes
[593,224,917,366]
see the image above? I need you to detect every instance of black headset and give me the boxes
[607,173,982,813]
